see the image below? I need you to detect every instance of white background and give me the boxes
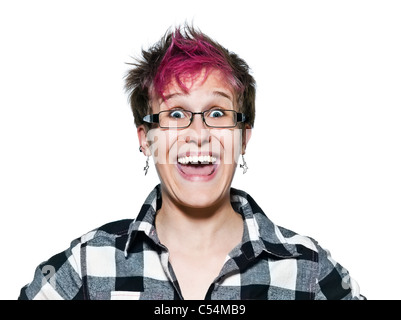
[1,0,400,300]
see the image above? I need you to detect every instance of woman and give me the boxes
[19,25,365,300]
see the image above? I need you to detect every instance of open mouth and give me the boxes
[176,155,218,180]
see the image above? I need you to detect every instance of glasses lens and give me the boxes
[159,110,192,128]
[204,110,236,127]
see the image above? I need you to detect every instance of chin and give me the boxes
[179,177,233,205]
[178,188,222,209]
[158,163,234,208]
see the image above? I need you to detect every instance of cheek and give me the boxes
[210,129,242,164]
[147,129,179,164]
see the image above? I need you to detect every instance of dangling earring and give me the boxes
[239,154,248,174]
[143,156,150,175]
[139,146,150,175]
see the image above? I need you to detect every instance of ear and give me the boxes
[137,125,152,157]
[241,124,252,155]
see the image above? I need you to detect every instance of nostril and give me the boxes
[181,127,211,145]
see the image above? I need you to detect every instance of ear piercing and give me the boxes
[239,154,248,174]
[139,146,150,175]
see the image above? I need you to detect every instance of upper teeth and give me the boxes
[177,155,217,164]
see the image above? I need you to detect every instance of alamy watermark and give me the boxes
[144,127,251,165]
[41,264,56,287]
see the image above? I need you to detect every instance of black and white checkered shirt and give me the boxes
[19,184,365,300]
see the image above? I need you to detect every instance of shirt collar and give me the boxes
[124,184,300,259]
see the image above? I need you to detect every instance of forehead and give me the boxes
[151,69,236,105]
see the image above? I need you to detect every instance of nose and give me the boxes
[184,112,210,146]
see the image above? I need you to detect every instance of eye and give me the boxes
[209,109,225,118]
[169,110,186,119]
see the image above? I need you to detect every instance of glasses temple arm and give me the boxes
[237,113,246,123]
[143,114,159,124]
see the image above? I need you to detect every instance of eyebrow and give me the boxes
[212,90,233,102]
[163,93,182,101]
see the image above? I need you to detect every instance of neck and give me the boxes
[155,190,243,251]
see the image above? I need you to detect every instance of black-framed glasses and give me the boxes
[142,109,246,129]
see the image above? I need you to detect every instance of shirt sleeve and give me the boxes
[314,242,366,300]
[18,238,84,300]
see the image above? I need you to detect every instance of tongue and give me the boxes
[178,163,215,176]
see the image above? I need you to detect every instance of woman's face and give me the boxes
[138,69,251,209]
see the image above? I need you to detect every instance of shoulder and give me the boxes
[276,225,320,253]
[48,218,135,268]
[277,225,365,299]
[93,218,134,236]
[75,218,134,247]
[275,223,336,262]
[18,219,135,300]
[232,188,365,299]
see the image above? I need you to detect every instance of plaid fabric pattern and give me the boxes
[18,184,365,300]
